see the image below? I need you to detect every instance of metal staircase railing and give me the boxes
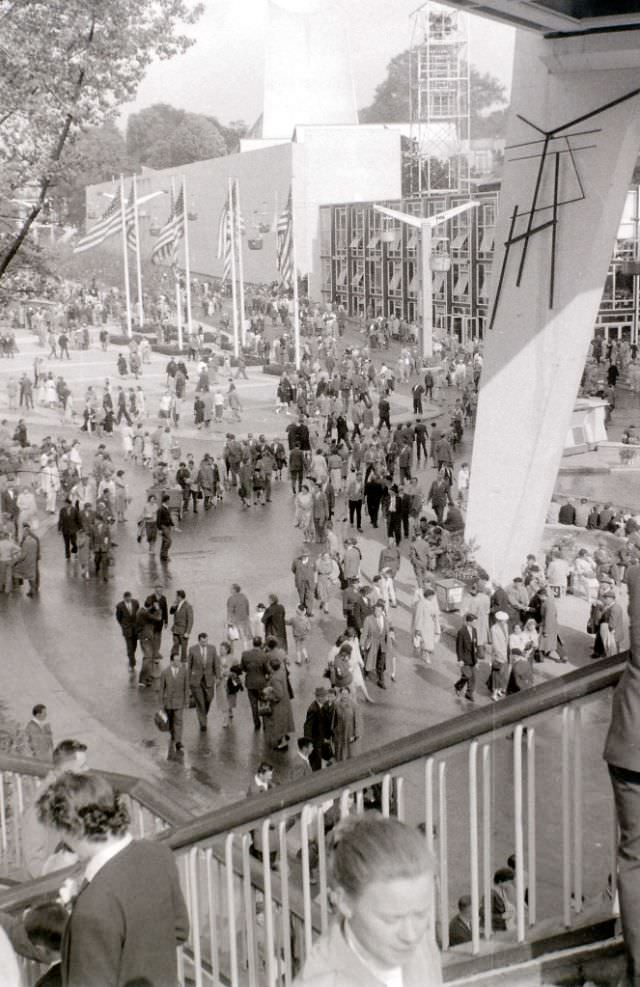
[0,653,627,986]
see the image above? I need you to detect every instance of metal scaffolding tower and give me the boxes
[408,1,470,196]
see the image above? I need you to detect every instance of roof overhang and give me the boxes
[437,1,640,36]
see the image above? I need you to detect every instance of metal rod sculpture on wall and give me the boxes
[488,86,640,331]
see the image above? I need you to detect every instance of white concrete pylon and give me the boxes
[465,29,640,583]
[374,201,478,359]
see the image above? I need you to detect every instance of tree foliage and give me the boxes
[53,123,131,227]
[360,48,508,137]
[0,0,203,278]
[126,105,227,169]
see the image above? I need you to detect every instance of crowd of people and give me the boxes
[3,265,640,985]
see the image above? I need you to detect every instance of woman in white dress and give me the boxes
[120,421,133,460]
[411,585,441,664]
[294,483,315,543]
[343,627,373,703]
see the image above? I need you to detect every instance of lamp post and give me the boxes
[373,200,479,360]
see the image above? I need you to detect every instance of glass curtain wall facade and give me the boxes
[319,186,640,344]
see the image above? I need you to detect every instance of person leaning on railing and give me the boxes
[293,814,442,987]
[604,549,640,987]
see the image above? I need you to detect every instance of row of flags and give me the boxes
[76,179,296,287]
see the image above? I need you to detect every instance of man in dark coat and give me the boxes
[36,772,188,987]
[454,613,478,702]
[240,637,271,729]
[115,591,139,670]
[160,652,189,755]
[57,497,81,560]
[449,895,473,947]
[187,632,221,731]
[262,593,288,651]
[364,471,385,528]
[303,687,336,766]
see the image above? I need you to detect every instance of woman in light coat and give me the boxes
[315,550,339,613]
[411,585,441,664]
[488,611,510,700]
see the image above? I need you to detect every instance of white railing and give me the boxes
[0,655,625,986]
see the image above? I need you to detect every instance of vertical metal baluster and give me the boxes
[381,774,391,816]
[561,706,572,928]
[261,820,277,987]
[16,774,24,815]
[482,744,492,940]
[396,777,406,822]
[513,725,525,942]
[0,774,6,860]
[355,790,364,814]
[439,761,449,951]
[136,804,145,838]
[225,834,240,987]
[469,742,480,954]
[278,820,293,987]
[339,789,351,818]
[177,854,188,986]
[242,832,257,987]
[573,706,583,915]
[425,758,434,855]
[205,849,220,987]
[188,848,203,987]
[317,806,329,932]
[611,783,619,907]
[300,805,314,957]
[527,726,537,926]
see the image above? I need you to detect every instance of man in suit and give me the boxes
[187,632,221,731]
[36,772,188,987]
[57,497,80,560]
[361,601,390,688]
[160,652,189,755]
[604,556,640,984]
[449,895,473,947]
[156,492,174,562]
[147,583,169,648]
[170,588,193,661]
[303,688,336,767]
[115,591,139,670]
[240,637,271,729]
[455,612,478,702]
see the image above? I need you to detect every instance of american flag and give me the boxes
[217,186,245,283]
[151,187,184,267]
[276,188,294,287]
[126,183,137,253]
[73,196,127,254]
[217,197,232,283]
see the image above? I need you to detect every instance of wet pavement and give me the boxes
[0,325,619,907]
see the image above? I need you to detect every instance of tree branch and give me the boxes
[0,15,96,278]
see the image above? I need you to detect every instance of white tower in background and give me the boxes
[263,0,358,140]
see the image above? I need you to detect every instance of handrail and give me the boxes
[0,756,194,829]
[164,652,627,852]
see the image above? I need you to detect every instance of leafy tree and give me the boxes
[143,113,227,169]
[360,49,508,138]
[0,0,203,280]
[127,104,242,165]
[53,123,131,227]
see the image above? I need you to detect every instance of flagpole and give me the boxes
[182,174,193,345]
[171,177,183,351]
[119,175,133,339]
[132,174,144,328]
[229,176,239,358]
[290,180,301,371]
[234,178,246,347]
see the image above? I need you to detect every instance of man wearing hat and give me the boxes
[303,688,335,769]
[291,551,315,616]
[361,601,391,689]
[455,613,479,701]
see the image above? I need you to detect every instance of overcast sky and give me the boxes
[120,0,515,127]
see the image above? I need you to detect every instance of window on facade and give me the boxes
[388,264,402,292]
[430,90,456,117]
[351,265,365,287]
[407,229,418,250]
[453,271,469,297]
[433,272,447,295]
[368,234,381,249]
[451,231,468,250]
[479,231,494,254]
[336,266,348,287]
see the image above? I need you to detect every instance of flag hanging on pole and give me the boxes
[276,188,294,287]
[151,187,184,266]
[73,196,124,253]
[217,198,232,283]
[125,182,137,253]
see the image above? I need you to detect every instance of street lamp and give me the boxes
[373,200,479,360]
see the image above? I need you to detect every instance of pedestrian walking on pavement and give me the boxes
[160,652,189,757]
